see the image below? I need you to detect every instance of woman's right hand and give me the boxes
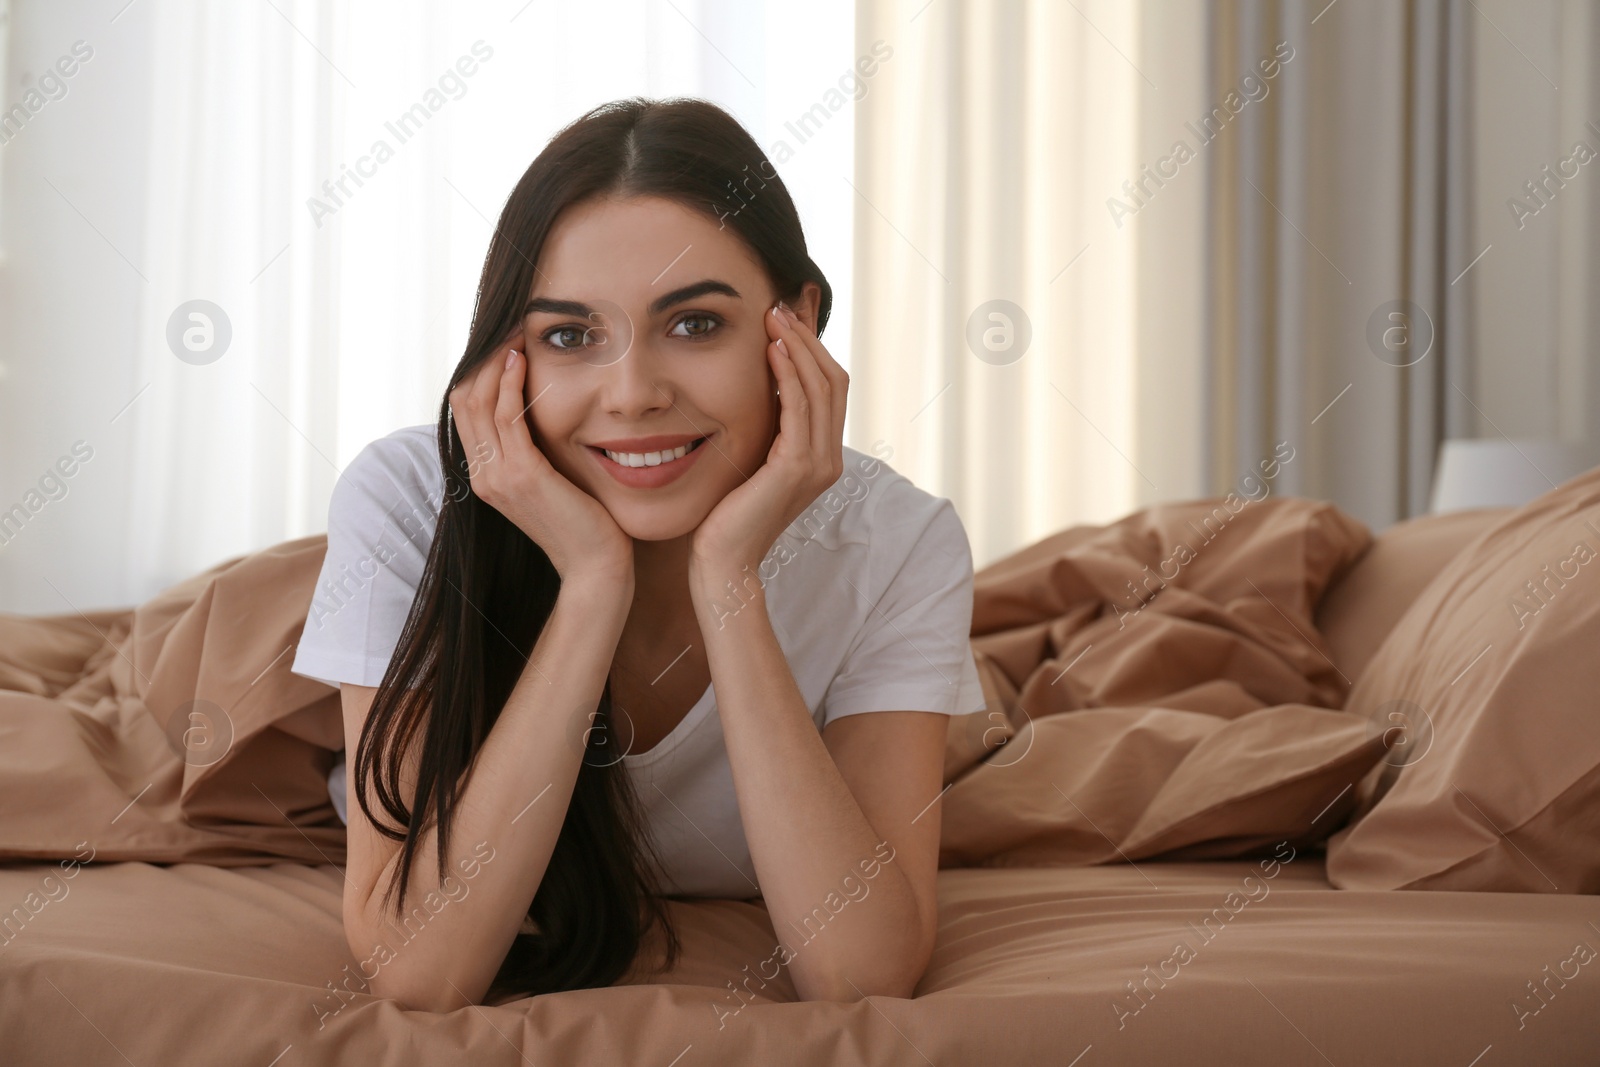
[449,331,634,585]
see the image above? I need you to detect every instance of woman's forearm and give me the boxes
[353,570,633,1011]
[690,569,931,1002]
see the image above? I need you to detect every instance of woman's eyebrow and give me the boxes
[522,279,742,319]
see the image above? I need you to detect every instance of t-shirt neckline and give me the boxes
[621,683,716,768]
[620,610,792,769]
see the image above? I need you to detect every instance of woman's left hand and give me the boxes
[690,301,849,592]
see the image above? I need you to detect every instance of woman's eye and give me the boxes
[542,324,597,350]
[670,314,720,340]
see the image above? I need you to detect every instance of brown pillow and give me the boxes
[1324,465,1600,892]
[1315,506,1512,683]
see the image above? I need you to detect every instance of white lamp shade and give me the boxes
[1429,438,1595,514]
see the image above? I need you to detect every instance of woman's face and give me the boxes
[519,194,803,542]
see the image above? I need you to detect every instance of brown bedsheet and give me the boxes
[7,494,1597,1063]
[3,855,1597,1064]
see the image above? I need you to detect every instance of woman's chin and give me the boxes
[609,506,704,544]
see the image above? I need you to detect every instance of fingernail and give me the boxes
[506,349,517,368]
[776,337,789,356]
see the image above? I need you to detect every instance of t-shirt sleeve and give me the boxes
[819,496,989,728]
[290,436,441,689]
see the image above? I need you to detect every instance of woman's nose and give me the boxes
[592,317,675,416]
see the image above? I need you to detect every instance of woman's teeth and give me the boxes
[602,438,703,467]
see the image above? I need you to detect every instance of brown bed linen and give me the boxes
[2,856,1595,1064]
[940,703,1386,868]
[939,495,1385,866]
[0,537,345,866]
[1326,464,1600,892]
[961,495,1367,724]
[1314,506,1512,681]
[6,496,1597,1063]
[0,495,1384,872]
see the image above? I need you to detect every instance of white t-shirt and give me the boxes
[291,423,987,898]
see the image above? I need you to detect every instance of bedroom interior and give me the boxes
[2,0,1599,1064]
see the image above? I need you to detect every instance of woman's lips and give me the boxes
[587,436,709,489]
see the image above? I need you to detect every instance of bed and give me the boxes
[3,482,1599,1065]
[3,852,1596,1064]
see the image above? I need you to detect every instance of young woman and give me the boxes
[290,97,986,1012]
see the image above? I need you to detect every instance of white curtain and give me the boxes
[12,0,1589,609]
[105,0,855,602]
[851,0,1594,567]
[852,0,1211,569]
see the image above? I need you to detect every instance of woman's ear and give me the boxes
[773,285,823,336]
[794,282,823,334]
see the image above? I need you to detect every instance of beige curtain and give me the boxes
[1204,0,1476,524]
[851,0,1208,569]
[851,0,1483,565]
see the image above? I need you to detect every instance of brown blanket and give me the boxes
[0,495,1380,870]
[941,496,1385,867]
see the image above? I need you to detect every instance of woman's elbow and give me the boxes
[370,969,483,1013]
[798,964,922,1003]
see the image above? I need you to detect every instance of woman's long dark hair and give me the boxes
[351,97,833,1001]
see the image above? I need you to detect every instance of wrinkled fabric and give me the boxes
[1,495,1379,871]
[940,495,1384,867]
